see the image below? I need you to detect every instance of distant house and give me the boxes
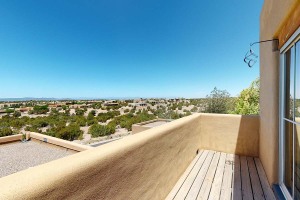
[129,102,147,107]
[18,107,32,113]
[103,100,119,106]
[48,104,58,108]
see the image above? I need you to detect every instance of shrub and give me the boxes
[32,105,49,114]
[97,111,120,122]
[87,119,97,126]
[89,110,96,116]
[88,124,115,138]
[10,119,25,129]
[5,109,14,114]
[191,107,198,112]
[13,111,21,118]
[55,124,83,141]
[75,108,85,116]
[0,127,13,137]
[25,126,39,132]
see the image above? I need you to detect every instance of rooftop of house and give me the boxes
[0,139,76,178]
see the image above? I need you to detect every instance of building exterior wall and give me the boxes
[260,0,298,185]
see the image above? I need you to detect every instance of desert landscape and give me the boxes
[0,98,203,146]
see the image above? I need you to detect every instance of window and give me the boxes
[280,27,300,200]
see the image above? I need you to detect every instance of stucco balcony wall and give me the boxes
[0,113,259,200]
[199,114,259,157]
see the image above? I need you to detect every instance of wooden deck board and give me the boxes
[232,155,242,200]
[165,151,203,200]
[207,152,226,200]
[167,150,275,200]
[220,154,234,200]
[247,157,265,200]
[173,150,209,200]
[254,158,276,200]
[240,156,254,200]
[196,152,220,200]
[185,151,214,200]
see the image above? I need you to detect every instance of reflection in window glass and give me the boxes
[285,121,293,195]
[295,42,300,120]
[285,49,294,120]
[295,124,300,199]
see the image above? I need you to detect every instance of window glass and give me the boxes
[295,124,300,199]
[285,48,295,120]
[285,120,294,195]
[295,42,300,121]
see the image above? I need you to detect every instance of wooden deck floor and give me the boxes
[166,150,276,200]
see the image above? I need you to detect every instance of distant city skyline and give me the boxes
[0,0,262,98]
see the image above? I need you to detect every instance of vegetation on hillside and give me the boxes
[0,79,260,140]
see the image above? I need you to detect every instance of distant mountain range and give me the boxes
[0,97,71,102]
[0,97,161,102]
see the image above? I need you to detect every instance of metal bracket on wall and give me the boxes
[244,39,279,68]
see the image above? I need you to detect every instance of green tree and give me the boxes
[205,87,231,113]
[233,78,260,115]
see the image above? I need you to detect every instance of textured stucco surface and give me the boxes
[0,134,22,144]
[260,0,298,185]
[28,132,93,152]
[199,114,259,157]
[0,114,201,200]
[132,119,170,134]
[0,113,260,200]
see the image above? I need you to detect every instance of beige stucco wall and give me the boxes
[132,119,170,134]
[0,134,22,144]
[0,114,201,200]
[260,0,298,185]
[199,114,259,157]
[27,132,93,152]
[131,125,151,134]
[0,113,260,200]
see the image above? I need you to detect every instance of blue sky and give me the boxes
[0,0,263,99]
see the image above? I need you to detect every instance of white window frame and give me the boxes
[279,26,300,200]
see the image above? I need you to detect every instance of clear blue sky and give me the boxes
[0,0,263,99]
